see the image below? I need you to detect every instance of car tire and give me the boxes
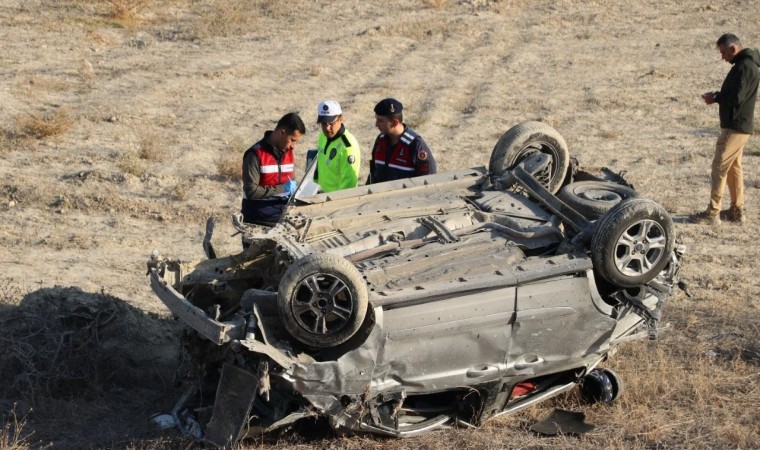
[591,198,675,288]
[558,181,639,220]
[489,121,570,194]
[581,369,618,404]
[601,368,624,402]
[277,253,368,348]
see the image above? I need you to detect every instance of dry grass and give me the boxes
[185,1,262,39]
[117,152,147,177]
[0,411,31,450]
[0,285,183,448]
[2,0,760,448]
[13,109,74,140]
[216,137,246,181]
[138,127,168,162]
[422,0,449,8]
[169,180,189,201]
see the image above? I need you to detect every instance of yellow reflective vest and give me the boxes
[315,127,361,192]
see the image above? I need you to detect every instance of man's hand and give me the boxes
[284,179,298,196]
[702,91,718,105]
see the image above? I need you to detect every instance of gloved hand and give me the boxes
[284,179,298,196]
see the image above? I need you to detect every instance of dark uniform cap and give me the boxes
[374,98,403,117]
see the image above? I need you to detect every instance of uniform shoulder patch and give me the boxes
[417,149,428,161]
[347,155,356,164]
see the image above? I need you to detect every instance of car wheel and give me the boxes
[277,253,368,348]
[601,368,624,401]
[581,369,620,404]
[558,181,639,220]
[591,198,675,288]
[489,121,570,194]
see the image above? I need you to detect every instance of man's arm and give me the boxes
[242,149,283,199]
[717,65,744,105]
[338,135,361,190]
[736,61,759,104]
[367,135,381,185]
[413,138,437,176]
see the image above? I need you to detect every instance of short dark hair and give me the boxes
[387,112,403,123]
[275,112,306,135]
[717,33,741,48]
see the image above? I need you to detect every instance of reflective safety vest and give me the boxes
[241,145,293,225]
[257,147,294,187]
[371,127,435,183]
[315,128,361,193]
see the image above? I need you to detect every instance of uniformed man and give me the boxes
[368,98,436,184]
[241,112,305,225]
[314,100,361,192]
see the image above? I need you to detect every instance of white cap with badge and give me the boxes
[317,100,342,123]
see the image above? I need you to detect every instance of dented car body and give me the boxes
[148,122,683,447]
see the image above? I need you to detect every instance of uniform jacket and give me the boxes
[369,126,436,184]
[242,131,294,199]
[241,131,294,223]
[717,48,760,133]
[315,125,361,193]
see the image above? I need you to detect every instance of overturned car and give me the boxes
[148,122,684,447]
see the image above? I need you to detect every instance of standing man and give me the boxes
[368,98,436,184]
[694,33,760,225]
[241,112,305,225]
[314,100,361,192]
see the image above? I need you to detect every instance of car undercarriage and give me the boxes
[147,121,684,448]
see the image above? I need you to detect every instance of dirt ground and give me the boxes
[1,0,759,449]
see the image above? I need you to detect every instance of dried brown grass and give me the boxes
[117,152,147,177]
[0,411,31,450]
[105,0,147,24]
[14,109,74,140]
[216,137,246,181]
[138,127,168,162]
[169,181,189,201]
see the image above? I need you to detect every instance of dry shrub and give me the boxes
[0,410,30,450]
[105,0,147,27]
[216,138,246,181]
[422,0,449,7]
[188,0,307,39]
[14,108,74,140]
[170,181,189,201]
[190,0,261,39]
[117,152,147,177]
[0,287,159,402]
[0,130,12,156]
[138,127,167,162]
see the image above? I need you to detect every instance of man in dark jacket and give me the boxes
[241,112,305,226]
[694,33,760,225]
[368,98,437,184]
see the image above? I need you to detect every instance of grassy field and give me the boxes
[1,0,759,448]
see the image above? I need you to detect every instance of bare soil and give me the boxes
[1,1,759,449]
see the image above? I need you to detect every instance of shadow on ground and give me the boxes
[0,286,188,449]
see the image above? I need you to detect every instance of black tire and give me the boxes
[591,198,675,288]
[558,181,639,220]
[601,368,624,402]
[277,253,368,348]
[581,369,615,404]
[489,121,570,194]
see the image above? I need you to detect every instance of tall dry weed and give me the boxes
[216,137,246,181]
[187,1,257,39]
[0,410,30,450]
[138,128,167,162]
[117,153,147,178]
[105,0,147,27]
[14,109,74,140]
